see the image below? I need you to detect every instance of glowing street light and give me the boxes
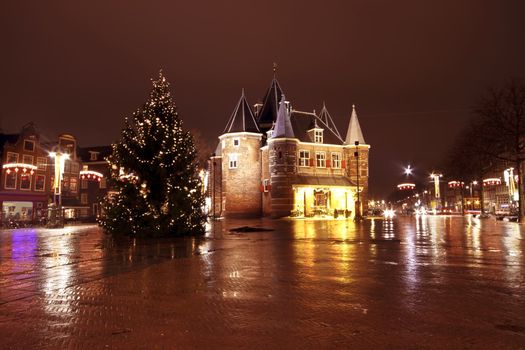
[48,150,70,228]
[404,165,412,176]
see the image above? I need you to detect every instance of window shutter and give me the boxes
[311,158,315,167]
[341,160,346,169]
[326,159,331,168]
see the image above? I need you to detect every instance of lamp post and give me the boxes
[354,140,362,221]
[48,150,69,228]
[430,173,442,211]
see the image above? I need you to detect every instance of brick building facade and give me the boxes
[0,123,111,225]
[208,77,370,219]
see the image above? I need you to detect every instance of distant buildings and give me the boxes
[208,76,370,219]
[0,123,110,225]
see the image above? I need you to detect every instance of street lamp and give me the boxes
[354,140,362,221]
[430,172,443,211]
[404,165,413,176]
[48,150,69,228]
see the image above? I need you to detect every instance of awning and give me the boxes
[295,175,356,187]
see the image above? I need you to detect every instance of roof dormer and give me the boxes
[307,118,324,143]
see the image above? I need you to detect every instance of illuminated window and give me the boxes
[89,151,99,161]
[100,178,107,189]
[81,179,88,189]
[331,153,341,169]
[229,154,238,169]
[22,155,33,165]
[299,150,310,166]
[81,193,88,205]
[35,175,45,191]
[6,152,18,163]
[316,152,326,168]
[20,173,31,190]
[4,172,16,189]
[23,140,35,152]
[63,177,69,190]
[314,130,323,143]
[70,177,78,192]
[37,157,47,171]
[233,138,240,147]
[263,179,270,192]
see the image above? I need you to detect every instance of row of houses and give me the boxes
[396,166,520,215]
[0,123,111,225]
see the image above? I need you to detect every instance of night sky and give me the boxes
[2,1,524,196]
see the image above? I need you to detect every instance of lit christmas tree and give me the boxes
[100,71,206,236]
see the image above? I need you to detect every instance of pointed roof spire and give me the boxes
[345,104,366,145]
[318,103,343,140]
[223,90,260,134]
[272,95,294,139]
[257,72,284,129]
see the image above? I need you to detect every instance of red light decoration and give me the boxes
[397,183,416,190]
[483,178,501,186]
[448,181,464,188]
[6,169,11,174]
[80,170,104,182]
[15,168,19,173]
[30,169,34,175]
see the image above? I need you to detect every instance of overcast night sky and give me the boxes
[1,1,524,196]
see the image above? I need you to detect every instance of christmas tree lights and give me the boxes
[100,71,206,236]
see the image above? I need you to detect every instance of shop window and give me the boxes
[23,140,35,152]
[331,153,341,169]
[6,152,18,163]
[4,172,16,189]
[20,173,31,190]
[35,175,46,191]
[22,155,34,165]
[316,152,326,168]
[37,157,47,171]
[299,150,310,166]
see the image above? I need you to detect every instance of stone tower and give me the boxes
[268,95,298,218]
[219,90,263,218]
[343,105,370,216]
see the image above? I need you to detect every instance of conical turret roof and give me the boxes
[257,77,284,128]
[223,90,260,134]
[272,95,295,139]
[345,104,366,145]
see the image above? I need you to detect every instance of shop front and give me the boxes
[0,193,48,226]
[292,175,357,219]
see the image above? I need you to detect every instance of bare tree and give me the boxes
[443,119,494,215]
[189,128,214,169]
[474,80,525,221]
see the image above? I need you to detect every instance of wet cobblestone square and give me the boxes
[1,216,524,349]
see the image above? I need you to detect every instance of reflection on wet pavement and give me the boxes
[1,217,524,348]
